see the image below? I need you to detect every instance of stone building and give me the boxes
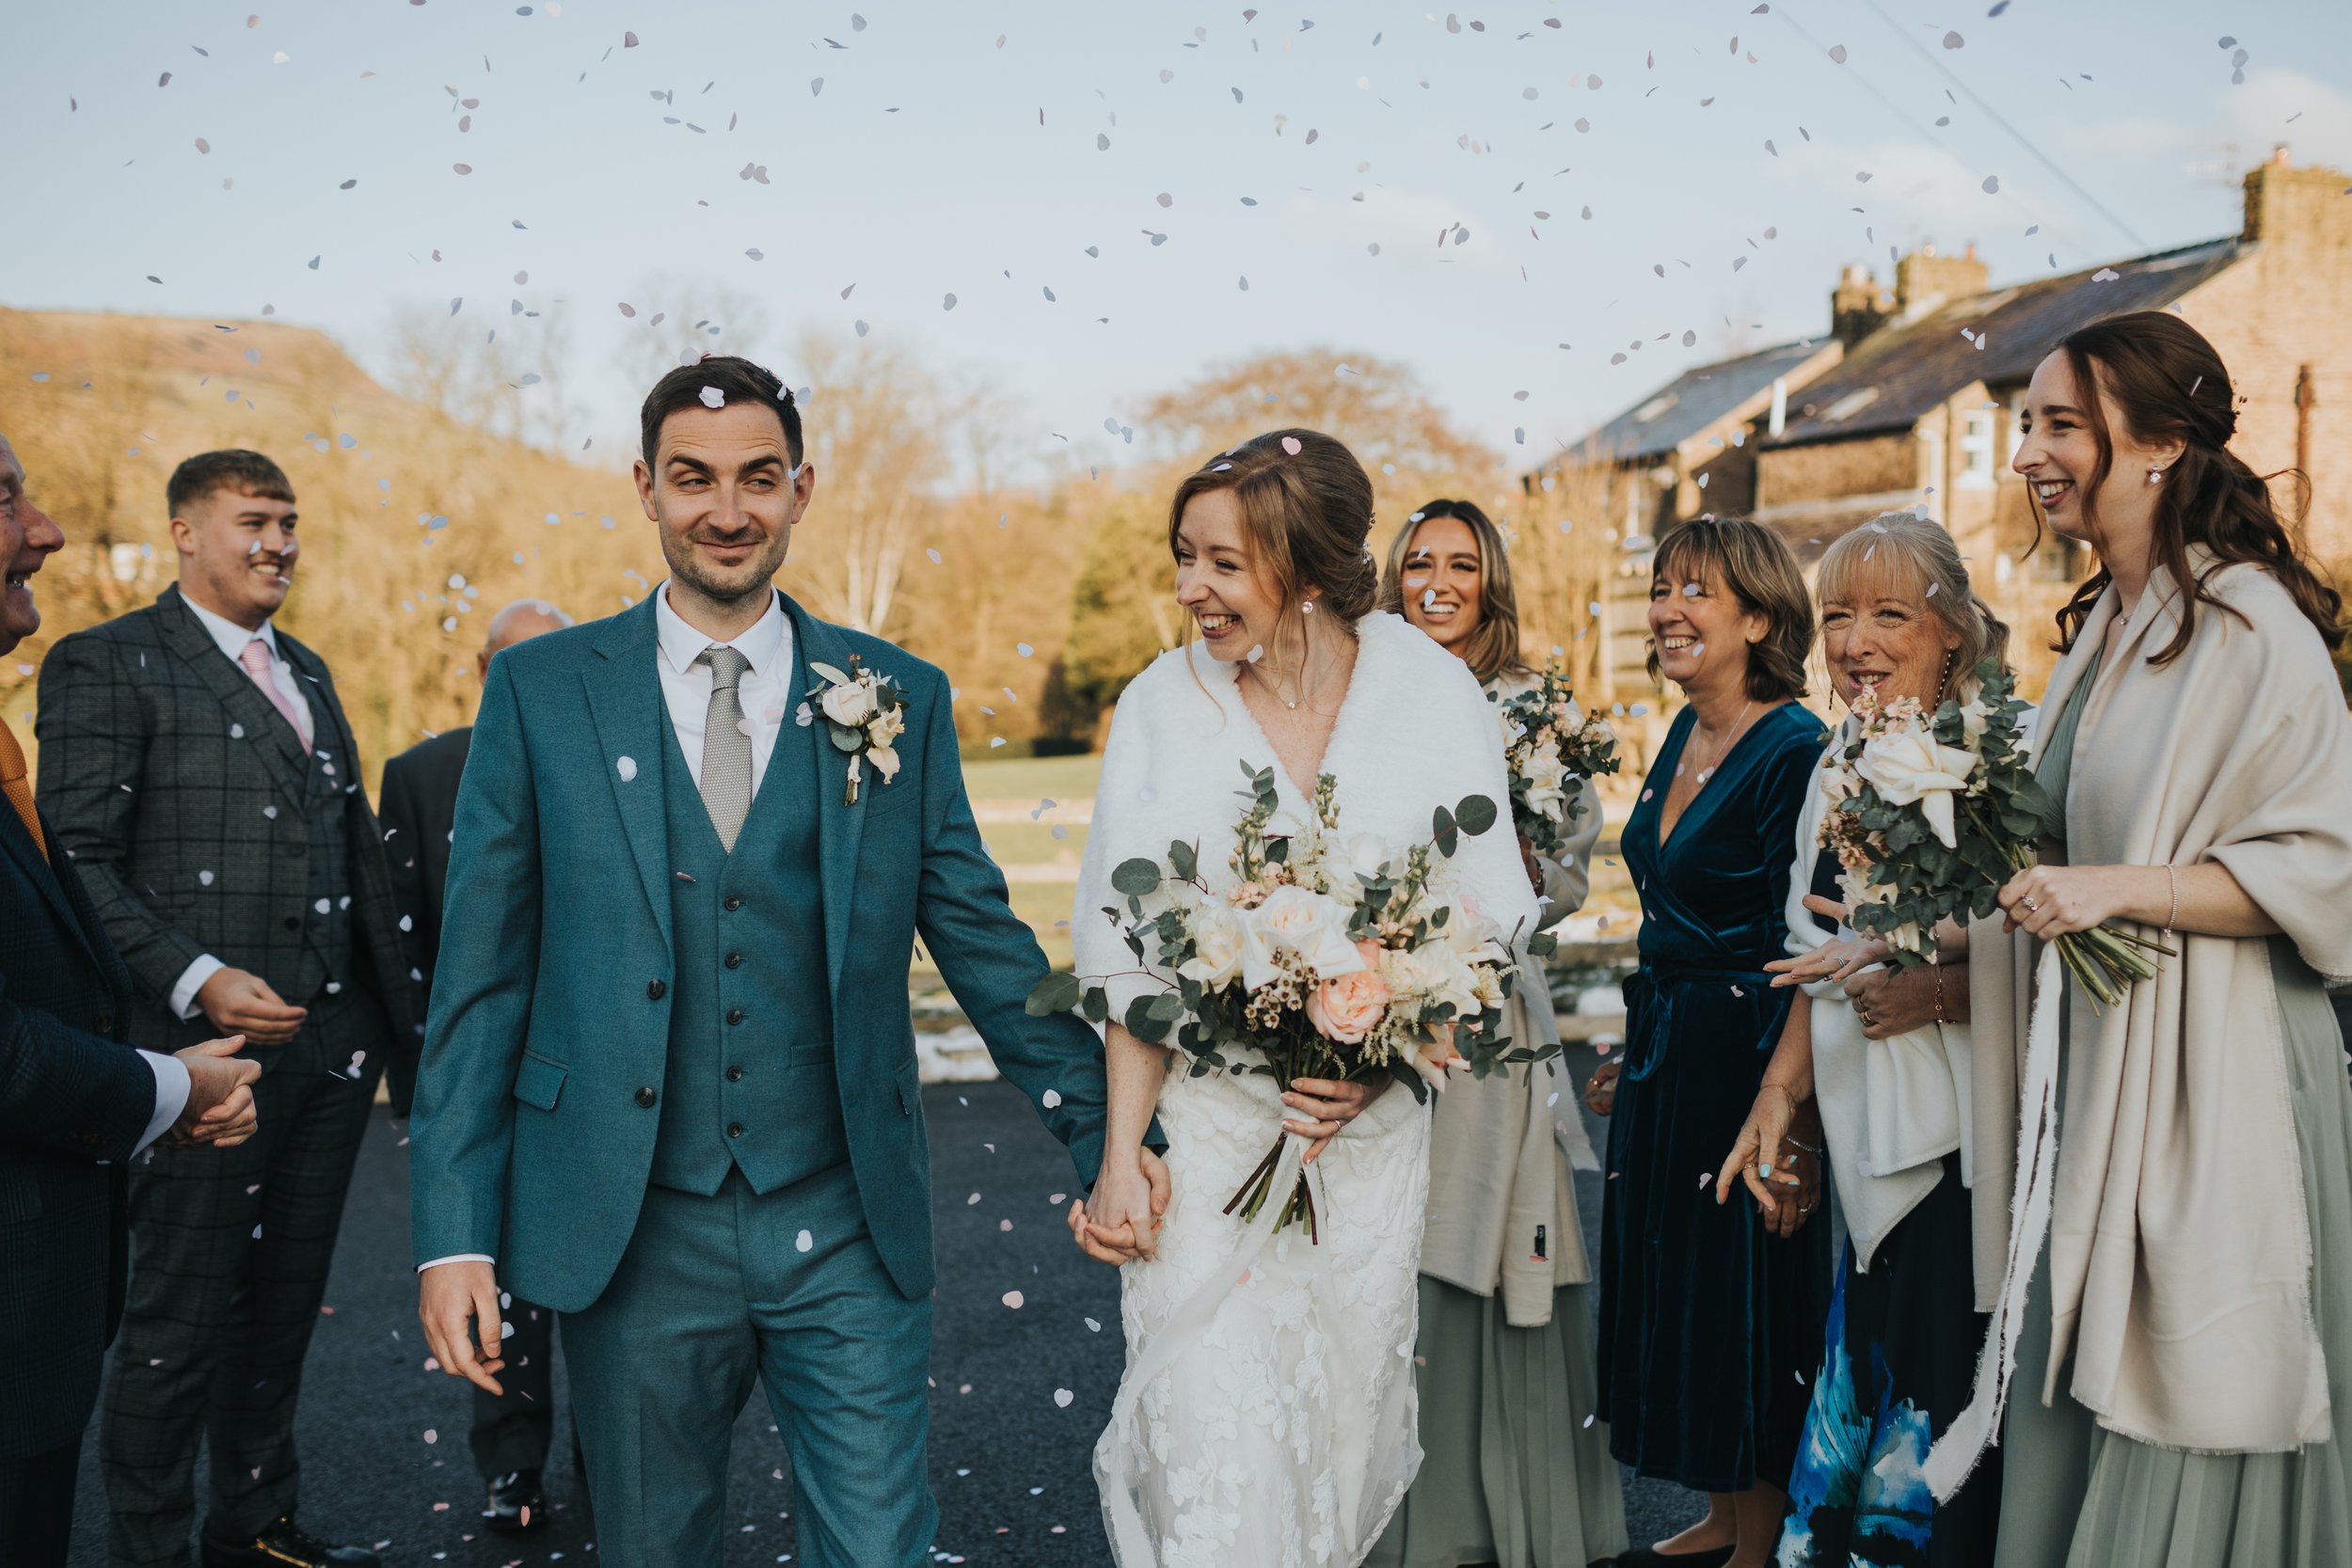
[1553,148,2352,696]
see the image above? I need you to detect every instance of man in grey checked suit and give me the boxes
[36,450,414,1568]
[410,357,1167,1567]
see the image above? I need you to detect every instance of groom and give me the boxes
[411,356,1158,1567]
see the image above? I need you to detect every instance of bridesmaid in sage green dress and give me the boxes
[1366,499,1627,1568]
[1963,314,2352,1566]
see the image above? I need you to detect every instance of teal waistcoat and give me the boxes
[648,650,848,1196]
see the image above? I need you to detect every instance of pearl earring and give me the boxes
[1302,599,1315,614]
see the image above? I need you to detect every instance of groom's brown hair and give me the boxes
[639,355,803,468]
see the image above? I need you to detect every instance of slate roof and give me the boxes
[1572,339,1830,463]
[1765,237,2249,448]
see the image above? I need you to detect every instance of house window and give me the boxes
[1960,411,1995,488]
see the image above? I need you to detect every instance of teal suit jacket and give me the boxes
[407,593,1113,1308]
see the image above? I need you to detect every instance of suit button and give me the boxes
[723,895,743,912]
[283,916,301,932]
[725,1008,744,1026]
[726,1121,745,1139]
[646,979,667,1001]
[725,1065,745,1083]
[724,952,743,970]
[634,1086,658,1109]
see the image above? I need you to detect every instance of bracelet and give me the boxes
[1759,1082,1802,1117]
[2163,863,2180,933]
[1783,1137,1823,1158]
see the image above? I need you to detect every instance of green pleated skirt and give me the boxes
[1994,939,2352,1567]
[1364,1277,1628,1568]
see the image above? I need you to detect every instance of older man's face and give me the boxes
[0,437,66,656]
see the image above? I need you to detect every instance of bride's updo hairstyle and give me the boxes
[1166,428,1382,647]
[1815,510,2010,705]
[2046,309,2344,661]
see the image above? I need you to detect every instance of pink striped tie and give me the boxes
[238,638,311,753]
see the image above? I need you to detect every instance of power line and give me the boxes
[1854,0,2149,251]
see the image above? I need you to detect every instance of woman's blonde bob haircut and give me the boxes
[1814,510,2011,705]
[1375,499,1529,686]
[1646,515,1813,703]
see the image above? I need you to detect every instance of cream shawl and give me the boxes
[1936,559,2352,1492]
[1417,670,1604,1323]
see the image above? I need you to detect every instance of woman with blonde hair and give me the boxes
[1944,310,2352,1567]
[1716,510,2010,1566]
[1366,499,1627,1568]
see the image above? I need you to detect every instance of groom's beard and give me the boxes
[662,520,793,606]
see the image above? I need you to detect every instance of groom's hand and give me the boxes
[419,1259,508,1396]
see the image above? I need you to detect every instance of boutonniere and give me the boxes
[807,657,910,805]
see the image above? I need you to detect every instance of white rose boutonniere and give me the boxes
[805,656,911,805]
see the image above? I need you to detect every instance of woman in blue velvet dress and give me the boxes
[1589,516,1833,1568]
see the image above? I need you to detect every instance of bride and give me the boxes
[1066,429,1539,1567]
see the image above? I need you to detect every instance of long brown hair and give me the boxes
[2040,310,2344,663]
[1375,499,1528,685]
[1166,429,1381,672]
[1647,515,1813,703]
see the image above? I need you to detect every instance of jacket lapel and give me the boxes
[582,597,675,958]
[154,586,313,807]
[788,597,865,998]
[0,801,98,970]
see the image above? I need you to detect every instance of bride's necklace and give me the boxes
[1687,700,1756,787]
[1244,657,1317,713]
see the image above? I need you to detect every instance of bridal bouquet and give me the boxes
[1029,763,1533,1237]
[1492,666,1620,860]
[1818,660,2168,1008]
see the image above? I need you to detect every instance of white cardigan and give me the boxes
[1073,611,1540,1022]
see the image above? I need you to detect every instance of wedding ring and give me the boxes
[2023,896,2041,912]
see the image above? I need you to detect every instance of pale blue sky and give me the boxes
[8,0,2350,479]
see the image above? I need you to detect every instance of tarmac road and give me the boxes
[70,1046,1700,1566]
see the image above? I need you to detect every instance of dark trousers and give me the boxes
[0,1434,83,1568]
[469,1296,581,1480]
[100,997,388,1567]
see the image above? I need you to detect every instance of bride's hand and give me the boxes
[1283,1076,1390,1164]
[1766,896,1890,988]
[1069,1148,1167,1265]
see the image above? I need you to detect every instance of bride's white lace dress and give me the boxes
[1073,614,1537,1568]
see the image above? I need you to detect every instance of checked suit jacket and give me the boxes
[33,584,415,1085]
[0,779,149,1461]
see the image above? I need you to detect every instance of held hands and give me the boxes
[197,966,308,1046]
[1766,895,1892,989]
[419,1259,509,1397]
[1069,1148,1172,1266]
[1843,964,1943,1038]
[169,1035,260,1148]
[1715,1082,1822,1239]
[1998,863,2133,941]
[1583,1058,1621,1117]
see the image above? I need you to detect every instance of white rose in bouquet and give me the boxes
[1244,885,1366,988]
[819,679,880,727]
[1519,739,1569,823]
[1852,727,1979,848]
[1178,900,1248,989]
[1326,831,1395,905]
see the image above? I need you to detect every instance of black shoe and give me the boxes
[484,1468,548,1533]
[202,1515,382,1568]
[1612,1545,1735,1568]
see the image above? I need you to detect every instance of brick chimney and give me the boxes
[1893,241,1990,316]
[1832,262,1892,348]
[2242,145,2352,252]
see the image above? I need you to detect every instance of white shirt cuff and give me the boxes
[418,1254,496,1273]
[135,1051,192,1156]
[170,956,227,1022]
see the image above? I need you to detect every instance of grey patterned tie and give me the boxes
[697,644,753,851]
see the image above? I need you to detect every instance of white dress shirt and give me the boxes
[168,596,320,1022]
[421,581,798,1275]
[135,1052,192,1155]
[652,579,796,797]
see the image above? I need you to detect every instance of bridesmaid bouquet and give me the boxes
[1817,660,2168,1009]
[1492,665,1620,860]
[1029,763,1532,1237]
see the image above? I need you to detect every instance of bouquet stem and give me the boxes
[1999,843,2174,1013]
[1222,1135,1320,1243]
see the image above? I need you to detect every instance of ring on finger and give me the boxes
[2023,895,2040,912]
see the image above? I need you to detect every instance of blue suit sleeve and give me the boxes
[0,962,155,1162]
[407,657,540,1264]
[910,672,1122,1190]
